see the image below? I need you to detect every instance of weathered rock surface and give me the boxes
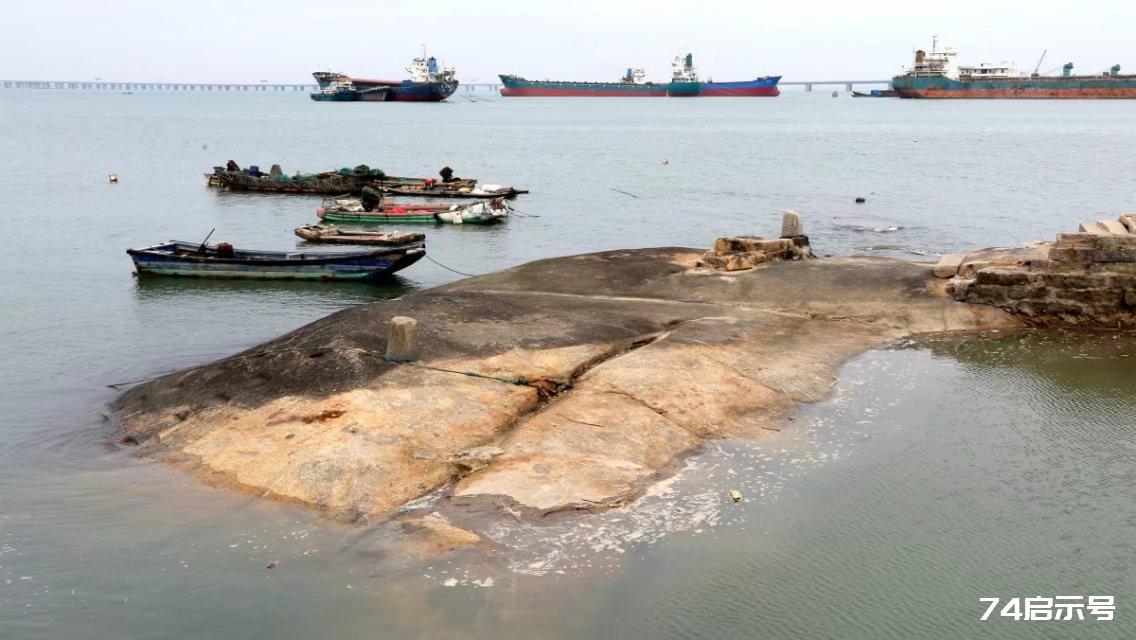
[113,249,1019,524]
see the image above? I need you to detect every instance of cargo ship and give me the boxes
[311,49,458,102]
[701,77,781,97]
[892,38,1136,99]
[499,53,780,97]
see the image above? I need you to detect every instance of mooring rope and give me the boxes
[424,254,480,277]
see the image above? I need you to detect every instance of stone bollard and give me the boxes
[385,316,418,362]
[781,210,804,238]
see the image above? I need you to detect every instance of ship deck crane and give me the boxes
[1032,49,1047,76]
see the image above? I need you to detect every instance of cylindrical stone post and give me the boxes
[385,316,418,362]
[781,210,804,238]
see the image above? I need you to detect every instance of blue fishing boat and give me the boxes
[127,240,424,281]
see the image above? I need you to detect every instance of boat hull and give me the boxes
[318,209,506,225]
[319,200,509,225]
[312,80,457,102]
[207,170,477,195]
[498,75,667,97]
[892,74,1136,98]
[310,91,359,102]
[127,242,423,281]
[666,81,701,97]
[499,74,782,97]
[295,226,426,245]
[700,77,781,96]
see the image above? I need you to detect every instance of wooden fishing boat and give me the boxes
[127,240,424,281]
[379,182,528,199]
[318,199,510,225]
[206,167,479,195]
[295,225,426,245]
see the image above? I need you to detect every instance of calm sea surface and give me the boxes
[0,90,1134,639]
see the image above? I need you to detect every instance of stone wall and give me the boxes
[945,226,1136,328]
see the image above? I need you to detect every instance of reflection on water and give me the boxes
[132,272,415,306]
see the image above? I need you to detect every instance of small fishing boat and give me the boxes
[295,225,426,245]
[379,182,528,199]
[318,198,511,225]
[851,89,898,98]
[127,240,424,281]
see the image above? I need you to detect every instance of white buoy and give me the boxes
[108,172,118,183]
[660,155,669,165]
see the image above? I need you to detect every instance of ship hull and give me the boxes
[700,77,781,96]
[312,73,457,102]
[359,81,458,102]
[499,74,783,97]
[498,76,666,97]
[310,91,359,102]
[666,81,701,97]
[893,75,1136,99]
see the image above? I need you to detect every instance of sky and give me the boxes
[2,1,1134,83]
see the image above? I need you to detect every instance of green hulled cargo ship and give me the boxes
[893,38,1136,99]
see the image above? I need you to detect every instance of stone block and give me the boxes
[1120,214,1136,234]
[1098,219,1130,235]
[1078,221,1106,234]
[947,276,974,300]
[1048,247,1094,264]
[933,253,964,278]
[1092,250,1136,263]
[714,236,780,253]
[1055,233,1102,249]
[701,251,729,269]
[781,210,804,238]
[958,260,990,278]
[974,268,1032,286]
[1095,234,1136,251]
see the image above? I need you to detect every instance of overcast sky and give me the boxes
[3,1,1133,83]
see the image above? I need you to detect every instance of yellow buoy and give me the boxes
[729,490,742,502]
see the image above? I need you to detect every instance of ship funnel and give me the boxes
[685,53,693,69]
[914,49,925,64]
[1063,62,1074,76]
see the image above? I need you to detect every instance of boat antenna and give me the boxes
[198,228,216,253]
[932,34,938,50]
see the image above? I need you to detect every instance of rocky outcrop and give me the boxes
[112,246,1017,526]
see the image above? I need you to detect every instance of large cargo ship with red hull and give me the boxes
[499,53,780,97]
[893,38,1136,99]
